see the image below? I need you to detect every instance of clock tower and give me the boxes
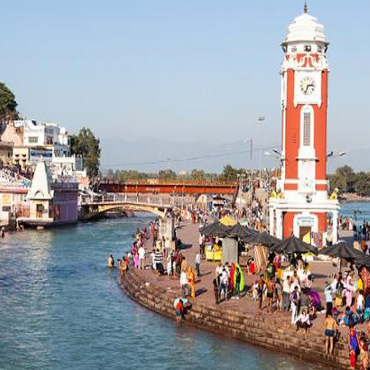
[269,5,339,245]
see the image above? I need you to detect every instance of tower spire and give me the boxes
[304,2,308,13]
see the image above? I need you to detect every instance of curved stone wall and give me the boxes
[121,270,348,369]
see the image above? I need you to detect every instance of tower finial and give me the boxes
[304,2,308,13]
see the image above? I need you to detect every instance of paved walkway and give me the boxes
[138,221,364,341]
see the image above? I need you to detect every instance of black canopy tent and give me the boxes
[199,221,256,242]
[320,240,370,271]
[199,220,257,264]
[245,231,281,248]
[270,235,319,255]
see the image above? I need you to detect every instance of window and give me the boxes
[28,136,38,144]
[304,45,311,52]
[303,112,311,146]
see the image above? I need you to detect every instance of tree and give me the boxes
[190,169,206,181]
[354,172,370,197]
[328,165,355,193]
[158,169,177,180]
[218,164,246,181]
[70,127,101,177]
[0,82,19,125]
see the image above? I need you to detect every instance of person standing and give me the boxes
[235,267,241,299]
[290,286,300,324]
[257,275,266,312]
[325,283,333,315]
[138,245,145,270]
[324,312,338,355]
[180,270,189,298]
[282,276,291,311]
[213,278,219,304]
[187,267,196,300]
[195,250,201,277]
[266,278,275,313]
[348,327,359,370]
[219,268,228,302]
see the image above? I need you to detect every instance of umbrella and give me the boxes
[270,235,318,255]
[199,220,256,241]
[355,253,370,269]
[320,241,366,272]
[246,231,281,248]
[320,241,360,260]
[226,223,256,241]
[199,221,227,236]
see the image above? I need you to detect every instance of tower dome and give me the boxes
[283,6,327,45]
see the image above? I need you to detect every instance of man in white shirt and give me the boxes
[138,245,145,270]
[219,269,229,301]
[195,251,201,277]
[282,276,291,311]
[180,271,189,298]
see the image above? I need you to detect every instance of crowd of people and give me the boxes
[106,202,370,369]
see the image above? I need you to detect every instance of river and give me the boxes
[1,203,363,370]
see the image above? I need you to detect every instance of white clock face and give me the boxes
[300,76,315,95]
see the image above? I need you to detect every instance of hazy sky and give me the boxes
[1,0,369,173]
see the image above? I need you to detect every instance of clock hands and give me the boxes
[304,83,314,94]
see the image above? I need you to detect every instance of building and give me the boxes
[1,120,71,169]
[0,169,30,226]
[0,141,13,166]
[17,160,78,227]
[269,5,339,245]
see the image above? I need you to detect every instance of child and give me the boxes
[348,327,359,370]
[252,280,259,300]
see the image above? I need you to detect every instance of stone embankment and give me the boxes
[121,270,349,369]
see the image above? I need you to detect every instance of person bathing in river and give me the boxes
[107,254,115,267]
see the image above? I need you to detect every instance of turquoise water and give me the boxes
[0,217,326,370]
[339,201,370,223]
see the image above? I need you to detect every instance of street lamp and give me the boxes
[257,117,266,175]
[327,151,346,158]
[264,149,285,161]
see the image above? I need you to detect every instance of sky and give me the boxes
[1,0,369,173]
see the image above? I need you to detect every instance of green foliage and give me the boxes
[190,169,206,181]
[70,127,101,177]
[354,172,370,197]
[115,170,154,182]
[0,82,19,123]
[328,165,370,197]
[218,164,246,181]
[158,169,177,180]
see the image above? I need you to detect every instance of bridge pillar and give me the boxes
[158,216,175,243]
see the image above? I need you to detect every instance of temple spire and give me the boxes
[303,2,308,13]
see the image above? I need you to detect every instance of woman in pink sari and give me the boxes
[134,253,140,270]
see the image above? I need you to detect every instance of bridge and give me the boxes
[79,198,172,220]
[97,179,238,195]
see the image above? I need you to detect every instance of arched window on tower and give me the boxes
[303,111,311,147]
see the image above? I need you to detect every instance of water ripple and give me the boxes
[0,217,323,370]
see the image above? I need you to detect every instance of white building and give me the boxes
[14,120,70,157]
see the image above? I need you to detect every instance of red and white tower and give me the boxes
[269,5,339,244]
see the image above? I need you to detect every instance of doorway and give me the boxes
[299,226,311,244]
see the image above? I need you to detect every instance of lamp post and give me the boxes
[257,117,266,177]
[327,151,346,159]
[236,173,244,211]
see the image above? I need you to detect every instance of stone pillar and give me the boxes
[269,207,275,236]
[332,210,338,244]
[276,209,283,240]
